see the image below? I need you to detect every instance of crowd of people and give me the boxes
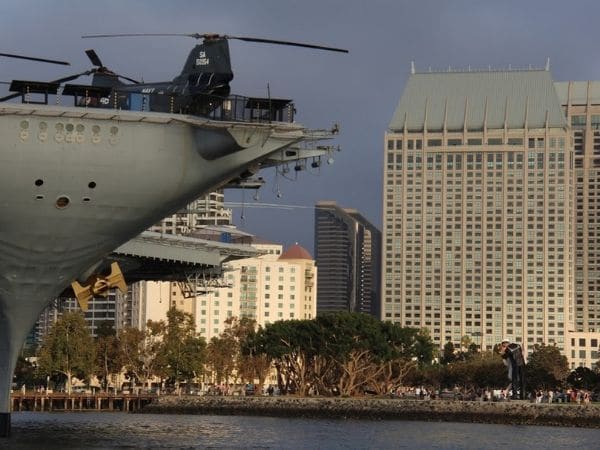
[392,386,595,404]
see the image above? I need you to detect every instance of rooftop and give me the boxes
[279,243,313,261]
[389,69,567,132]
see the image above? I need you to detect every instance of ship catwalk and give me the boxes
[0,102,336,436]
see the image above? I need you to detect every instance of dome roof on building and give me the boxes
[279,243,312,260]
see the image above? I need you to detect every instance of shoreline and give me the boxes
[138,395,600,428]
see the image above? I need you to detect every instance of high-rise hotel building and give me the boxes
[555,81,600,333]
[382,68,575,353]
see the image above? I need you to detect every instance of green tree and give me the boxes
[365,322,421,394]
[413,328,436,364]
[460,335,472,352]
[446,351,507,391]
[95,321,123,392]
[318,312,390,396]
[119,322,164,390]
[526,343,569,391]
[252,319,319,396]
[13,355,45,390]
[567,366,600,391]
[206,335,236,384]
[37,311,95,393]
[228,317,271,393]
[440,342,457,365]
[159,308,206,391]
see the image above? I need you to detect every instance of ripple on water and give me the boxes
[1,412,600,449]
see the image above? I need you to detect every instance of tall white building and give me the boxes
[383,68,574,354]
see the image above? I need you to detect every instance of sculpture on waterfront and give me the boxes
[499,339,526,400]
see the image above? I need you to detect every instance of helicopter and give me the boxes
[1,33,348,117]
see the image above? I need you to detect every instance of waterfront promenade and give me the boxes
[10,392,155,412]
[139,395,600,428]
[10,392,600,428]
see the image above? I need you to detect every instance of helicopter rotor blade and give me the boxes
[82,33,348,52]
[116,74,140,84]
[224,35,348,53]
[53,70,94,84]
[0,52,70,66]
[82,33,203,39]
[85,49,103,67]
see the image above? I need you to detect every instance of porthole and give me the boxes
[34,179,43,187]
[88,181,96,189]
[20,120,29,130]
[55,196,70,209]
[76,124,85,132]
[65,123,74,132]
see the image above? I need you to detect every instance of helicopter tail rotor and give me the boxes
[85,49,104,68]
[84,49,140,84]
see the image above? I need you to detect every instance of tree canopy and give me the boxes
[37,311,95,393]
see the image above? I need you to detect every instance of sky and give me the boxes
[3,0,600,253]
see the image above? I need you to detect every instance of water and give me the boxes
[1,412,600,449]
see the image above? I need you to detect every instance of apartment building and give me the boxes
[132,242,317,341]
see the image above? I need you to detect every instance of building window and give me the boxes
[507,138,523,146]
[571,115,586,127]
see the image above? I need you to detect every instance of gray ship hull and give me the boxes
[0,103,317,434]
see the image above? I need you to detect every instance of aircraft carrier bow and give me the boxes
[0,93,339,436]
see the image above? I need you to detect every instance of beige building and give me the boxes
[132,242,317,341]
[555,82,600,334]
[565,331,600,370]
[383,68,575,355]
[130,281,191,330]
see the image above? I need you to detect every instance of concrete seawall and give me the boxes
[138,396,600,428]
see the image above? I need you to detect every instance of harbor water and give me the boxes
[1,412,600,449]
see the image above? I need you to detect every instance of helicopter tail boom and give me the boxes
[171,38,233,95]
